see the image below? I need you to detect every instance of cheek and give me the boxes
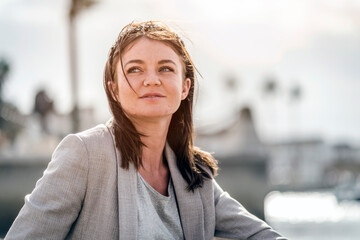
[117,76,136,94]
[170,84,185,106]
[115,82,135,108]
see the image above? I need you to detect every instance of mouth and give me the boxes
[140,93,165,99]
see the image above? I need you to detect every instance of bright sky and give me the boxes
[0,0,360,145]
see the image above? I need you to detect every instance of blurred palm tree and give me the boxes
[0,58,10,128]
[0,58,10,102]
[0,58,24,143]
[68,0,97,132]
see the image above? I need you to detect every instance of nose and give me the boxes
[143,71,161,86]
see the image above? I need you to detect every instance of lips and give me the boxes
[139,93,165,98]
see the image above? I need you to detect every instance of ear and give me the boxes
[181,78,191,100]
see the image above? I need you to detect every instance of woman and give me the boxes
[6,21,286,240]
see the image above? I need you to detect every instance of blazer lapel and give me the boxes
[165,143,205,240]
[107,120,138,240]
[117,161,138,240]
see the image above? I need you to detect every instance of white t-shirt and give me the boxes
[137,173,184,240]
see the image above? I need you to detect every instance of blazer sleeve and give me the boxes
[5,134,88,240]
[213,179,287,240]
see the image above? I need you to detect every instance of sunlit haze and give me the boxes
[0,0,359,144]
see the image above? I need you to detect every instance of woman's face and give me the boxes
[114,37,191,122]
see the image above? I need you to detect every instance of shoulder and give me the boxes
[51,123,118,184]
[58,123,111,145]
[72,123,114,152]
[53,123,115,164]
[75,123,112,143]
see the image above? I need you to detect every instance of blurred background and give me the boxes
[1,0,360,239]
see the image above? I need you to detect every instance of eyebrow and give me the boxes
[124,59,144,67]
[158,59,177,66]
[124,59,177,67]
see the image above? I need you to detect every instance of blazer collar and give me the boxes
[106,120,138,240]
[165,143,205,240]
[117,162,138,239]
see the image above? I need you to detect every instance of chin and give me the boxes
[128,110,174,120]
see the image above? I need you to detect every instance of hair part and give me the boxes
[103,21,217,191]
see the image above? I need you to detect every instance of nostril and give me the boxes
[143,76,161,86]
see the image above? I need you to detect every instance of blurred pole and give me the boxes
[68,0,96,132]
[68,6,79,133]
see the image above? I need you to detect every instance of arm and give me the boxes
[213,179,287,240]
[5,134,88,240]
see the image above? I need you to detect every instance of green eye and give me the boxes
[127,67,141,73]
[160,66,174,72]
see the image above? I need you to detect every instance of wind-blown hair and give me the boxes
[103,21,217,191]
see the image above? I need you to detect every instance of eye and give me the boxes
[127,67,141,73]
[159,66,174,72]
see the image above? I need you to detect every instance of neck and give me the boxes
[131,116,171,173]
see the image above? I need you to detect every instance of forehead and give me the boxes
[122,37,182,64]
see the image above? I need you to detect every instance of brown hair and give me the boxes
[103,21,217,191]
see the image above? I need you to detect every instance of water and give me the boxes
[265,191,360,240]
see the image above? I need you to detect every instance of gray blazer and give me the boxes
[5,123,286,240]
